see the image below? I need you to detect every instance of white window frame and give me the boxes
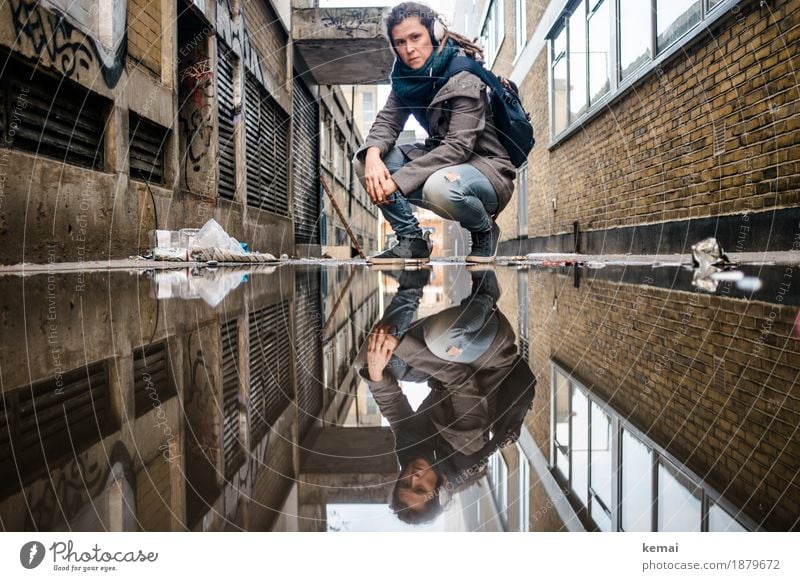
[514,0,526,60]
[480,0,506,68]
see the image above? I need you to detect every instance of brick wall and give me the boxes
[502,0,800,244]
[523,269,800,529]
[128,0,162,75]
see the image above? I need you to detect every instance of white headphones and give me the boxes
[381,7,448,46]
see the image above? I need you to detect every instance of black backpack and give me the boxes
[435,55,535,168]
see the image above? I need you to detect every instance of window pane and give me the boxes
[590,401,612,509]
[621,429,652,531]
[657,461,701,531]
[618,0,651,79]
[552,26,568,135]
[591,498,612,531]
[571,386,589,506]
[707,0,724,10]
[588,0,611,103]
[568,6,587,121]
[656,0,701,52]
[517,444,531,532]
[554,370,570,475]
[708,502,747,532]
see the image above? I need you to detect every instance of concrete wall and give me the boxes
[0,0,375,264]
[0,264,378,530]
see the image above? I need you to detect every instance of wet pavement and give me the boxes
[0,260,798,531]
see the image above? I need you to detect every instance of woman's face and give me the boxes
[396,458,439,509]
[390,16,434,70]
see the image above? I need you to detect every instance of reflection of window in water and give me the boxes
[488,451,509,528]
[551,362,750,531]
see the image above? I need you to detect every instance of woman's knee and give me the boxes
[422,168,463,211]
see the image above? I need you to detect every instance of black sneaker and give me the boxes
[466,222,500,263]
[466,265,501,302]
[369,265,431,290]
[369,234,432,265]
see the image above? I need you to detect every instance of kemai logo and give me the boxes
[20,541,46,569]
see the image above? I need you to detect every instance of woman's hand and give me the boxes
[364,148,396,205]
[367,323,400,381]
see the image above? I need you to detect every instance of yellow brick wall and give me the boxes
[500,0,800,243]
[523,269,800,530]
[128,0,162,75]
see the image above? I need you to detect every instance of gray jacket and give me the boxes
[356,71,517,214]
[360,306,519,456]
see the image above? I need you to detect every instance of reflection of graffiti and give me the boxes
[320,10,374,37]
[26,450,108,531]
[8,0,126,88]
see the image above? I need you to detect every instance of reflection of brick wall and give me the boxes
[524,270,800,529]
[127,0,162,75]
[242,0,288,90]
[498,0,800,244]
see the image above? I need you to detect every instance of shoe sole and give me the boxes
[369,256,431,265]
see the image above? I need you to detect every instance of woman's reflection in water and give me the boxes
[360,266,536,524]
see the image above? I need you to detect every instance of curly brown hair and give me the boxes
[384,2,484,61]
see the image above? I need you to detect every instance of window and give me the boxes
[621,429,653,531]
[480,0,505,67]
[618,0,651,80]
[590,401,613,531]
[656,0,702,53]
[517,443,531,531]
[657,460,702,532]
[568,4,588,121]
[361,92,374,133]
[551,362,752,532]
[551,25,568,135]
[549,0,737,139]
[488,451,509,526]
[517,164,528,237]
[588,0,611,104]
[514,0,526,57]
[708,502,747,532]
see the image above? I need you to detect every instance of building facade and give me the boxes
[0,0,377,265]
[461,0,798,255]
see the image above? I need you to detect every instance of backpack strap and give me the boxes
[434,55,495,93]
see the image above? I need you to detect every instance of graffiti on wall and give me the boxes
[215,0,267,91]
[180,59,215,171]
[320,9,375,37]
[8,0,126,89]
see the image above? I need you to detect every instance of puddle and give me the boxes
[0,262,798,531]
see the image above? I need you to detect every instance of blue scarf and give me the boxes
[390,40,459,133]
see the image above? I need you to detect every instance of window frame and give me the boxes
[514,0,526,60]
[549,359,757,532]
[480,0,506,68]
[546,0,744,148]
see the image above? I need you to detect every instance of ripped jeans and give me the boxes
[353,146,499,238]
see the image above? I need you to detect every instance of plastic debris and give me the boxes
[152,265,275,307]
[152,219,277,263]
[691,237,738,292]
[736,276,763,293]
[710,270,745,281]
[691,237,733,269]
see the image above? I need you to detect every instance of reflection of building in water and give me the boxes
[495,266,800,532]
[0,265,378,531]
